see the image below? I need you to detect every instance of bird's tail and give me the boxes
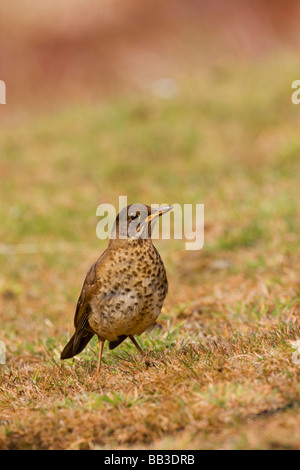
[109,335,127,350]
[61,332,94,359]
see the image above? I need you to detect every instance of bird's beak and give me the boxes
[146,205,173,223]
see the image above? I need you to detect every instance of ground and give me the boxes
[0,54,300,450]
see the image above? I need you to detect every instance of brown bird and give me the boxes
[61,203,172,375]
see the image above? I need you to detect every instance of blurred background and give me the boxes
[1,0,300,300]
[1,0,300,305]
[1,0,300,114]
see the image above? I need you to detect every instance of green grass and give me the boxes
[1,53,300,449]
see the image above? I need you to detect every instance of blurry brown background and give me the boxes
[1,0,300,117]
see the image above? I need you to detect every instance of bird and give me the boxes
[61,203,172,375]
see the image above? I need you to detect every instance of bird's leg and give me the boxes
[129,335,144,356]
[96,339,105,375]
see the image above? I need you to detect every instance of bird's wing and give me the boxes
[73,249,108,335]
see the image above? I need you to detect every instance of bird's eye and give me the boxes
[130,212,140,221]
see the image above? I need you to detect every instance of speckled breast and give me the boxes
[88,241,168,342]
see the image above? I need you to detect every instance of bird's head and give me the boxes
[110,204,172,242]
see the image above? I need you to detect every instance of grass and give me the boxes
[1,53,300,449]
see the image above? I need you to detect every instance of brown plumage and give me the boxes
[61,203,172,374]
